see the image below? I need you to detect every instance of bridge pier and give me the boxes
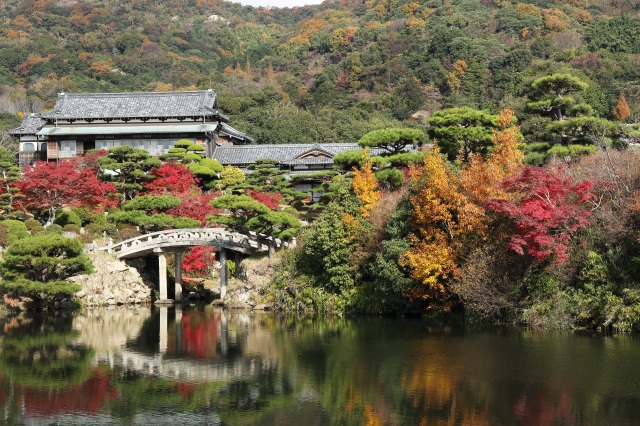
[154,248,173,305]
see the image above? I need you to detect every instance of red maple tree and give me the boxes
[182,246,216,278]
[17,161,118,225]
[246,189,282,211]
[166,192,222,225]
[68,149,109,172]
[145,163,199,195]
[487,166,596,263]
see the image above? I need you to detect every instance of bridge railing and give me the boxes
[85,227,295,257]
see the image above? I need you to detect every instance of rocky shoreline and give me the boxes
[68,253,155,307]
[1,252,279,312]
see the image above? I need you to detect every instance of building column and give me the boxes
[154,248,172,305]
[219,248,227,299]
[174,250,184,302]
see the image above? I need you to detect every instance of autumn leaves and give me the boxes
[352,109,596,306]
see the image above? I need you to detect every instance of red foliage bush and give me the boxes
[145,163,199,195]
[246,189,282,210]
[166,192,222,225]
[487,165,596,263]
[182,246,216,278]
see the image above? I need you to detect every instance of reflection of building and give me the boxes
[9,89,252,168]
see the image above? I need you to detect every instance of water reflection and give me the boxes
[1,308,640,425]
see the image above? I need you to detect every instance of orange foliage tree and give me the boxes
[613,94,631,122]
[352,149,381,218]
[402,109,524,305]
[448,59,468,93]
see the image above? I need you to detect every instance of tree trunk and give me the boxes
[45,206,57,227]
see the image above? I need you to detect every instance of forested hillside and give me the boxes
[0,0,638,144]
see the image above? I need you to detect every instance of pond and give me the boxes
[1,306,639,425]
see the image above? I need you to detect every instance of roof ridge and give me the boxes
[217,143,357,148]
[59,90,209,98]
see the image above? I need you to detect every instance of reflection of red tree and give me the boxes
[22,369,116,417]
[174,382,196,399]
[168,311,220,360]
[514,391,573,425]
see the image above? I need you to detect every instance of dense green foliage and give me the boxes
[0,234,89,305]
[358,128,425,155]
[428,108,498,161]
[98,147,161,201]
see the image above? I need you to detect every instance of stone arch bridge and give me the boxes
[88,228,293,304]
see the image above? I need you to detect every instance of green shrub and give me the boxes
[84,223,118,239]
[0,278,81,301]
[523,151,546,165]
[63,224,81,234]
[547,144,570,158]
[174,139,193,149]
[24,219,44,235]
[199,158,223,172]
[0,223,8,247]
[375,168,405,189]
[172,217,201,229]
[71,208,94,226]
[568,144,597,156]
[167,147,187,153]
[0,234,91,303]
[54,210,82,227]
[525,142,551,152]
[187,144,205,152]
[282,207,299,217]
[114,225,141,243]
[122,195,181,212]
[182,153,203,161]
[89,213,108,225]
[1,220,29,244]
[43,224,63,235]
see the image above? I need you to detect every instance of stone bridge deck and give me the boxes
[87,228,294,304]
[89,228,291,259]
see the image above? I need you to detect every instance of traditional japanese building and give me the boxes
[212,143,362,174]
[10,89,252,168]
[212,143,389,200]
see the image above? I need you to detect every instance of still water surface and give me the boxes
[1,306,640,425]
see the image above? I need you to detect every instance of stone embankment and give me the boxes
[1,251,279,312]
[69,253,154,306]
[219,256,277,310]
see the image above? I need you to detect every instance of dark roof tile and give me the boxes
[219,122,254,143]
[42,89,221,120]
[8,113,46,135]
[213,143,362,165]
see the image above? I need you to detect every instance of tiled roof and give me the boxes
[219,122,254,143]
[282,157,335,165]
[213,143,362,165]
[42,89,222,120]
[8,113,46,135]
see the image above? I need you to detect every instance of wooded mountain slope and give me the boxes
[0,0,638,143]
